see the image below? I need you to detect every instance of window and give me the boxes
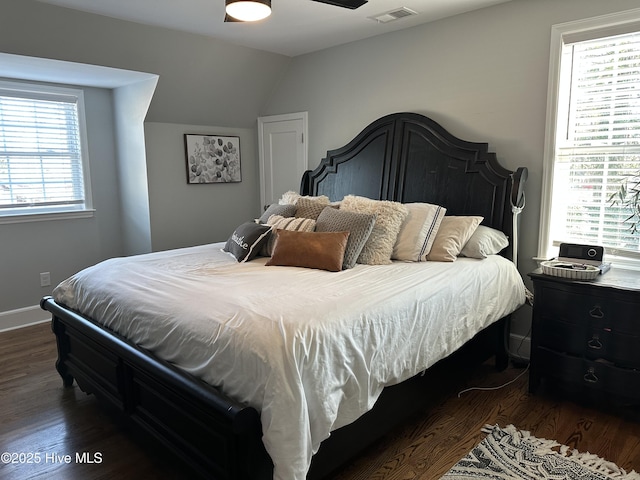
[0,80,92,223]
[540,13,640,267]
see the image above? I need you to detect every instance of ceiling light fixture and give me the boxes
[225,0,271,21]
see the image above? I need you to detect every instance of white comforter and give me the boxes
[53,242,526,480]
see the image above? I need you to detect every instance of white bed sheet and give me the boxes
[53,242,526,480]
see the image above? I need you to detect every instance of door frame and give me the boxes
[257,111,308,209]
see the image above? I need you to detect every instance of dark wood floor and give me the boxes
[1,322,639,480]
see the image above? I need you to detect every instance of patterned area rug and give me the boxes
[441,424,640,480]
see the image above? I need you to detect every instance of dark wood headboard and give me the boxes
[301,112,527,260]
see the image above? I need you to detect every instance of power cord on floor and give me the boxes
[456,324,532,398]
[457,363,529,397]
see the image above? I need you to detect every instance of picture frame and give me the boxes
[184,134,241,184]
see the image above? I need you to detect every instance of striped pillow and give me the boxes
[392,203,447,262]
[261,214,316,256]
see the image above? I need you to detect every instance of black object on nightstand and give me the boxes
[528,267,640,416]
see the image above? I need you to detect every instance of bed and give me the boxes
[41,112,528,480]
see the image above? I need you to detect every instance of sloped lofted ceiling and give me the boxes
[37,0,512,57]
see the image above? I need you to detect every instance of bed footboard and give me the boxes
[42,296,273,480]
[43,295,508,480]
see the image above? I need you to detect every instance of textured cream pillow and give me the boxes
[392,203,447,262]
[427,216,483,262]
[340,195,409,265]
[295,196,331,220]
[277,190,330,205]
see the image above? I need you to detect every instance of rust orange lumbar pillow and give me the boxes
[266,229,350,272]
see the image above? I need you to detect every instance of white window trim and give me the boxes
[538,7,640,269]
[0,79,94,224]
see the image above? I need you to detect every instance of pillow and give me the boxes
[315,206,376,269]
[392,203,447,262]
[278,190,330,205]
[295,196,331,220]
[258,203,296,223]
[261,214,316,256]
[427,216,483,262]
[460,225,509,259]
[265,230,350,272]
[340,195,409,265]
[222,222,272,262]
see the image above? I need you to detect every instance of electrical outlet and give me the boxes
[40,272,51,287]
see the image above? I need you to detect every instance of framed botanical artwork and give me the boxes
[184,134,241,184]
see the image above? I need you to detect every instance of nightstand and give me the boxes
[528,267,640,414]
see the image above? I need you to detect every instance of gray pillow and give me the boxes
[258,203,297,223]
[315,207,376,269]
[223,222,272,262]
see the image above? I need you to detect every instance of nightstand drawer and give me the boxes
[586,330,640,368]
[536,316,587,355]
[529,268,640,413]
[535,287,605,325]
[607,299,640,335]
[537,347,640,401]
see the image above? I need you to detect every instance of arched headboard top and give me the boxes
[301,112,527,259]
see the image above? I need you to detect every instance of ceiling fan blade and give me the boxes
[311,0,367,9]
[224,0,367,21]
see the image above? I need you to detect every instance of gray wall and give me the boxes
[263,0,640,272]
[0,86,124,311]
[145,123,262,252]
[0,0,289,315]
[261,0,640,337]
[1,0,639,326]
[0,0,289,128]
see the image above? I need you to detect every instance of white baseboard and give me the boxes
[0,305,50,332]
[508,332,531,362]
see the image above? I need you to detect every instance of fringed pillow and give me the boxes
[340,195,409,265]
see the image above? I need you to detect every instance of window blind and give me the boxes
[551,30,640,257]
[0,87,86,215]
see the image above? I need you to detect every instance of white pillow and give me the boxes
[278,190,330,205]
[340,195,409,265]
[427,216,483,262]
[460,225,509,259]
[392,203,447,262]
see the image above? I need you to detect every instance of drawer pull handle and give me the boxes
[587,335,602,350]
[589,306,604,319]
[583,368,598,384]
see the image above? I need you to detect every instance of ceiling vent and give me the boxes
[369,7,417,23]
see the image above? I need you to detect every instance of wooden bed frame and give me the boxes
[42,112,527,479]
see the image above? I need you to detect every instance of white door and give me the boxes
[258,112,308,209]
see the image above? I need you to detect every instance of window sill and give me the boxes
[0,209,96,225]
